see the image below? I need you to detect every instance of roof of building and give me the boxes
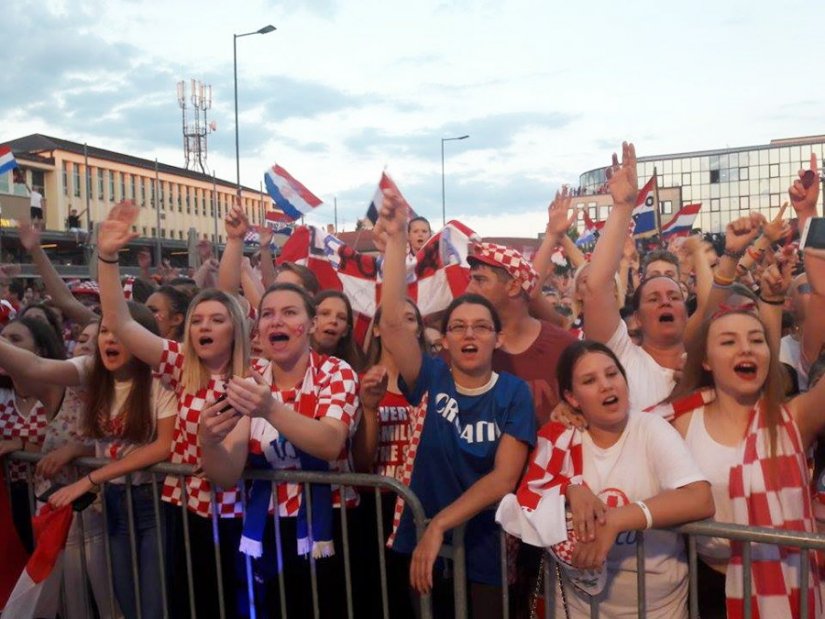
[1,133,263,193]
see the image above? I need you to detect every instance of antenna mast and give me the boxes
[177,79,215,173]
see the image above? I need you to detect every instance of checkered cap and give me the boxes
[71,280,100,298]
[468,242,538,295]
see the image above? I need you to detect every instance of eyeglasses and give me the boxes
[445,322,496,336]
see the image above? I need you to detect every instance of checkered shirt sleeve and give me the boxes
[156,338,185,390]
[0,392,49,482]
[315,357,360,428]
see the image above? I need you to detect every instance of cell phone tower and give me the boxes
[177,79,216,173]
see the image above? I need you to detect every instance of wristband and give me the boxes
[713,272,735,287]
[723,248,746,260]
[746,247,764,261]
[635,500,653,530]
[758,295,784,306]
[98,255,119,264]
[87,472,100,488]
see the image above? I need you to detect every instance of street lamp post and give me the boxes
[234,25,276,196]
[441,134,469,227]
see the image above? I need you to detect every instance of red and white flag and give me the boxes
[3,504,73,617]
[278,221,480,343]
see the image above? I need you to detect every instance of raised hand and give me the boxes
[18,223,41,253]
[760,261,792,301]
[762,202,790,244]
[197,239,214,262]
[224,201,250,240]
[360,365,389,411]
[377,188,409,239]
[98,200,140,256]
[257,225,274,249]
[724,213,765,254]
[788,153,820,217]
[546,186,578,239]
[605,142,638,206]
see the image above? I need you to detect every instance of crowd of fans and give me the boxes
[0,140,824,618]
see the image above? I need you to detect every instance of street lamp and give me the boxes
[234,25,276,195]
[441,134,469,227]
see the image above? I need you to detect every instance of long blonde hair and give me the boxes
[180,289,249,394]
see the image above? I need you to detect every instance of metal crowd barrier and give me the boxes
[4,452,434,619]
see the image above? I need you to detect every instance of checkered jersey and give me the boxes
[0,390,49,481]
[249,351,360,516]
[157,339,243,518]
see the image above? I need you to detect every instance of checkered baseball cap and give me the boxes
[70,280,100,298]
[468,242,538,295]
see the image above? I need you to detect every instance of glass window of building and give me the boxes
[73,165,81,197]
[141,179,146,206]
[120,173,126,199]
[711,199,720,212]
[0,171,9,194]
[62,162,69,195]
[109,171,115,201]
[98,169,104,199]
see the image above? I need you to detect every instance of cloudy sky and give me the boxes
[2,0,823,237]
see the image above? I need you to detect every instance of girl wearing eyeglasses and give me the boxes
[375,189,536,618]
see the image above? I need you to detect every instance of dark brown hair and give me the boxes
[83,302,160,443]
[366,298,425,367]
[312,290,364,371]
[276,262,320,295]
[556,340,627,406]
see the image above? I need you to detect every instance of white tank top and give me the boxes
[685,406,740,562]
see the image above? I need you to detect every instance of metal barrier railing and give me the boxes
[4,452,434,619]
[443,519,825,619]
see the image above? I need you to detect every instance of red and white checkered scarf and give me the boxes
[649,389,822,619]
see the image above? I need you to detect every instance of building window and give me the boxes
[98,169,104,199]
[73,164,81,197]
[769,164,779,178]
[710,198,720,212]
[130,175,136,199]
[62,163,69,196]
[160,182,165,206]
[151,227,156,236]
[709,170,720,184]
[194,192,199,215]
[109,172,115,201]
[661,200,673,215]
[142,226,147,236]
[179,230,184,240]
[120,174,126,199]
[681,173,691,185]
[141,179,146,206]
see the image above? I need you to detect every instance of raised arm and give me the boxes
[97,201,165,367]
[240,257,264,310]
[351,365,389,473]
[217,201,250,296]
[376,190,423,389]
[583,142,638,343]
[257,225,278,289]
[18,224,96,325]
[788,154,820,234]
[0,337,83,389]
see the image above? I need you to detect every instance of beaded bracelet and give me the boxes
[723,248,746,260]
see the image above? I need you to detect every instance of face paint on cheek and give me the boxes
[294,324,306,336]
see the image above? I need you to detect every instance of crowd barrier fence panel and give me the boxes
[5,452,434,619]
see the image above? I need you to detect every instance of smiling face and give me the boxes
[635,276,687,346]
[442,301,500,379]
[313,296,349,354]
[704,312,770,402]
[257,289,315,365]
[188,300,235,369]
[73,322,99,358]
[97,316,134,377]
[563,351,629,432]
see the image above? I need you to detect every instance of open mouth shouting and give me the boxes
[658,312,675,323]
[267,331,290,350]
[460,343,479,355]
[198,336,214,347]
[104,346,121,360]
[733,361,758,381]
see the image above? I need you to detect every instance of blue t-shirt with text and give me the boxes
[393,354,536,585]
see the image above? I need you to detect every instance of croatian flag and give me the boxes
[576,210,605,248]
[264,164,323,221]
[0,146,17,176]
[365,172,418,225]
[244,211,294,246]
[632,175,658,239]
[4,504,73,617]
[661,203,701,238]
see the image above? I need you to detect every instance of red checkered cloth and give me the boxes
[387,393,428,548]
[0,299,18,326]
[70,280,100,298]
[0,391,48,481]
[468,241,539,296]
[495,422,606,595]
[249,352,361,516]
[156,339,243,518]
[121,277,135,301]
[651,389,822,618]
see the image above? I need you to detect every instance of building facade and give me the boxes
[577,135,825,233]
[0,134,273,246]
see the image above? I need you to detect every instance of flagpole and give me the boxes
[154,159,162,265]
[334,197,338,233]
[212,171,218,245]
[653,166,663,248]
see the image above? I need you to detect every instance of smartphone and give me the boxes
[214,394,234,415]
[802,169,817,189]
[37,483,97,512]
[800,217,825,250]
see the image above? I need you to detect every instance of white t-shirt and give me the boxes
[606,321,676,410]
[71,356,177,484]
[30,190,42,209]
[780,335,808,392]
[560,412,706,619]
